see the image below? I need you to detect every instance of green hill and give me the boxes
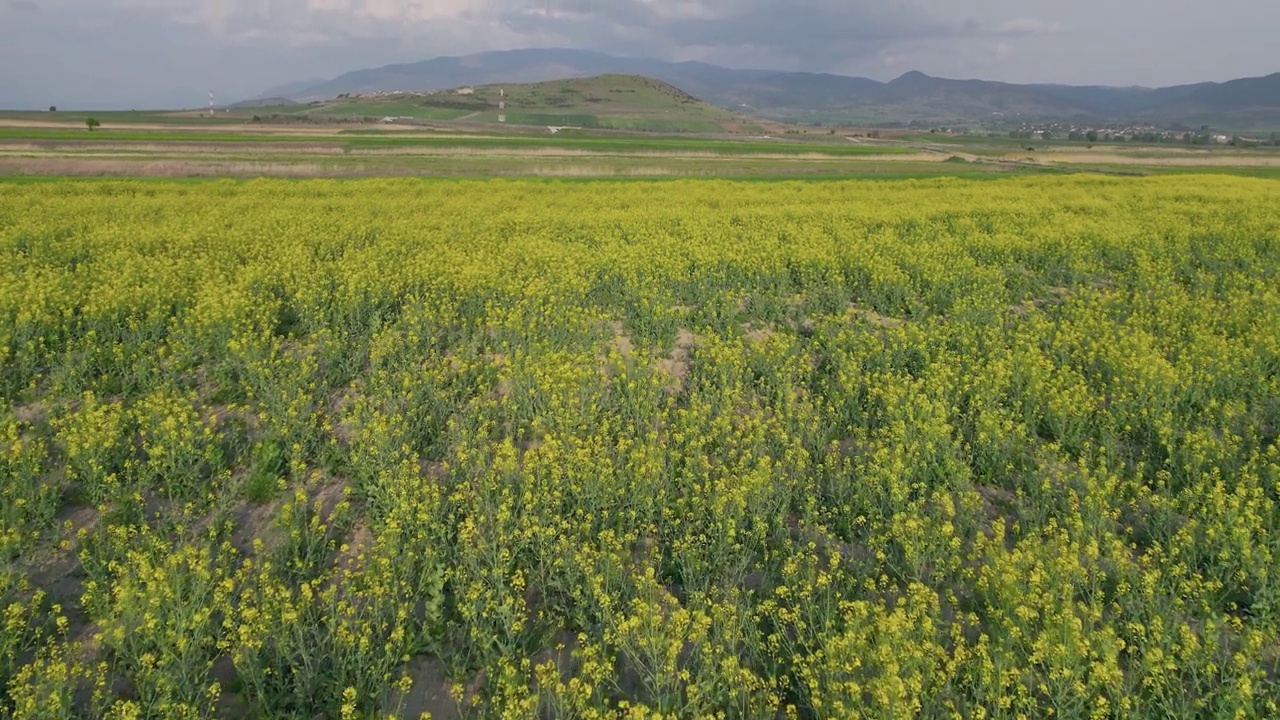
[272,74,759,133]
[255,50,1280,130]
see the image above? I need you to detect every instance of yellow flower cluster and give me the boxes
[1,175,1278,717]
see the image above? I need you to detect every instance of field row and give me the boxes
[0,129,908,156]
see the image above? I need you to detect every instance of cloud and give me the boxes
[2,0,1278,109]
[132,0,965,67]
[5,0,40,13]
[496,0,965,71]
[994,18,1065,36]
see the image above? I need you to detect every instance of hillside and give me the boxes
[251,49,1280,129]
[265,74,758,133]
[229,96,301,109]
[284,49,774,105]
[717,69,1280,128]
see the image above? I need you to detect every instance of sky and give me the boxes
[1,0,1277,109]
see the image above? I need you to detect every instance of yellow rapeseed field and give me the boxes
[1,176,1278,718]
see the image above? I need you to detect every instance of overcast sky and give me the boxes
[2,0,1277,109]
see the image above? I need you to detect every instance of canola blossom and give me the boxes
[1,176,1279,718]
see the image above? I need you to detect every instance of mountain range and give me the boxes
[254,48,1280,129]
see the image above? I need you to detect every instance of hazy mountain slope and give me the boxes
[1177,73,1280,110]
[255,50,1280,127]
[297,49,676,100]
[229,96,301,109]
[274,74,749,132]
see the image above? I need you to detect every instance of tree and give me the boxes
[48,105,56,113]
[1086,129,1098,143]
[85,118,100,131]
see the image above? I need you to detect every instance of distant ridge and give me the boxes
[229,96,300,109]
[251,49,1280,128]
[262,74,752,133]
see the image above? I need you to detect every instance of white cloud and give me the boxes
[2,0,1278,108]
[995,18,1065,35]
[634,0,722,20]
[4,0,40,13]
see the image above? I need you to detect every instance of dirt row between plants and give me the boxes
[0,156,865,178]
[0,119,422,134]
[1009,152,1280,167]
[0,157,356,177]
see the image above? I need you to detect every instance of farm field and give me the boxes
[2,114,1279,179]
[0,128,908,156]
[0,126,944,180]
[5,133,1280,181]
[2,175,1280,718]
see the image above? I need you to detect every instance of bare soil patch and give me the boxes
[1012,151,1280,167]
[391,657,460,719]
[13,402,48,426]
[229,497,286,556]
[847,305,904,329]
[0,119,371,135]
[743,324,777,345]
[656,328,698,394]
[0,157,349,177]
[0,141,345,155]
[610,321,635,358]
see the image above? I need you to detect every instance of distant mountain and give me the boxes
[229,96,301,109]
[261,74,748,132]
[289,49,776,105]
[255,77,330,100]
[251,49,1280,128]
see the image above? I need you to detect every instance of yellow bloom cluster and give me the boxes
[1,175,1278,717]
